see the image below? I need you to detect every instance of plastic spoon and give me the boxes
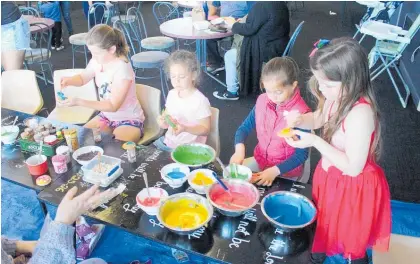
[12,116,18,126]
[211,172,234,203]
[215,157,229,176]
[38,140,43,163]
[143,170,151,198]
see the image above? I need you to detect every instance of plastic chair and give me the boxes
[135,84,165,145]
[373,234,420,264]
[153,2,180,25]
[206,107,220,157]
[113,20,170,101]
[1,70,44,114]
[364,14,420,108]
[19,6,40,17]
[282,21,304,57]
[47,69,98,125]
[69,3,111,68]
[24,22,53,85]
[353,1,403,43]
[127,7,175,52]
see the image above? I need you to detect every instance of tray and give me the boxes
[19,138,66,157]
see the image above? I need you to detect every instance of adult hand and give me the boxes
[229,151,245,165]
[285,130,317,149]
[55,185,117,225]
[251,166,280,186]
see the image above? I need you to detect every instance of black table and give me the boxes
[38,139,314,264]
[1,108,112,213]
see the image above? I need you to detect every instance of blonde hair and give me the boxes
[164,50,200,87]
[260,57,299,90]
[86,24,129,60]
[309,37,381,160]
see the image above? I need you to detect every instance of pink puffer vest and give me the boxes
[254,89,310,177]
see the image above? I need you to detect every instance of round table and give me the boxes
[159,17,233,87]
[23,15,54,33]
[160,17,232,40]
[177,1,200,9]
[160,17,233,87]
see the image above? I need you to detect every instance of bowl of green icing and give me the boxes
[171,143,216,168]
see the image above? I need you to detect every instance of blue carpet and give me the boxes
[2,180,419,264]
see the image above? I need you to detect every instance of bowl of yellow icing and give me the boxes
[187,169,215,194]
[157,193,214,235]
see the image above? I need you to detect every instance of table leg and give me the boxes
[199,39,228,88]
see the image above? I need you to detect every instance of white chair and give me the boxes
[206,107,220,157]
[373,234,420,264]
[47,69,98,124]
[363,14,420,108]
[1,70,44,114]
[135,84,164,145]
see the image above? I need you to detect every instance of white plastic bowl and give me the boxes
[187,169,215,194]
[223,164,252,182]
[160,163,190,188]
[72,146,104,166]
[1,125,19,145]
[136,187,168,216]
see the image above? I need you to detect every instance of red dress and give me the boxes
[311,98,391,259]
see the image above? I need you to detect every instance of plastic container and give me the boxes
[82,155,121,178]
[160,163,190,188]
[136,187,168,216]
[52,155,68,174]
[187,169,215,194]
[81,155,123,187]
[1,125,20,145]
[26,154,48,176]
[56,145,71,163]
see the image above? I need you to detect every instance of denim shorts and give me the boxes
[1,16,31,52]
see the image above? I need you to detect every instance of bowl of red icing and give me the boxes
[136,187,168,216]
[206,179,260,217]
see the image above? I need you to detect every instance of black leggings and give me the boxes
[51,21,62,47]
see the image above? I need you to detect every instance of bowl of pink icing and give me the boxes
[136,187,169,216]
[206,179,260,217]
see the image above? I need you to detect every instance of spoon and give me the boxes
[211,172,234,203]
[143,170,151,198]
[12,116,18,126]
[38,140,43,163]
[215,157,229,176]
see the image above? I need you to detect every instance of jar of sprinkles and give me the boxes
[52,155,68,174]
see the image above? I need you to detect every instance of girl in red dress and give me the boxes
[285,37,391,264]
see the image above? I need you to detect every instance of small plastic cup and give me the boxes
[122,141,137,163]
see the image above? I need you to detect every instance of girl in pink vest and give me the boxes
[230,57,311,186]
[285,38,391,263]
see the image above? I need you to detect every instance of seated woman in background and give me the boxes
[59,24,145,142]
[214,1,290,100]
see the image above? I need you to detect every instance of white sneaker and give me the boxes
[56,45,65,51]
[51,46,56,50]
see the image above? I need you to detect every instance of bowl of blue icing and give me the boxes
[261,191,317,232]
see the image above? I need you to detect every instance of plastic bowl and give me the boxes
[223,164,252,181]
[1,125,19,145]
[206,179,260,217]
[261,191,317,232]
[136,187,168,216]
[187,169,215,194]
[160,163,190,188]
[25,154,48,176]
[157,192,213,235]
[171,143,216,168]
[72,146,104,166]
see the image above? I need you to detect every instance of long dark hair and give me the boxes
[309,37,381,160]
